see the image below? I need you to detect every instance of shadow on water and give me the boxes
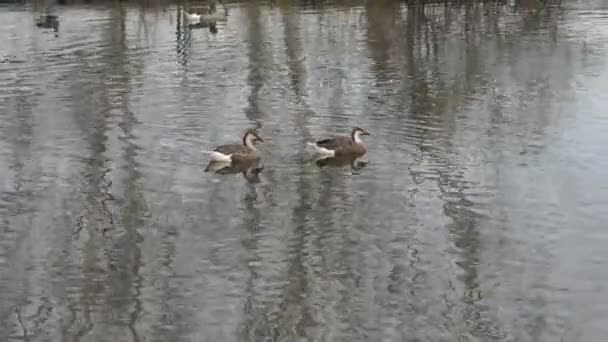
[204,159,265,184]
[313,154,368,173]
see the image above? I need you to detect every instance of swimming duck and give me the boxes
[207,128,264,163]
[201,12,227,24]
[307,127,370,157]
[185,3,227,24]
[185,11,203,22]
[35,14,59,32]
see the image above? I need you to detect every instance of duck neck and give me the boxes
[243,133,258,150]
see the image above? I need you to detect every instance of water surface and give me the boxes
[1,1,608,341]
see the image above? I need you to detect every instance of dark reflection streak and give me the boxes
[239,189,264,341]
[0,72,37,296]
[282,7,307,103]
[62,2,122,338]
[282,5,314,144]
[438,3,534,339]
[240,5,269,340]
[464,3,480,97]
[154,222,180,342]
[70,262,96,341]
[397,3,505,339]
[61,0,116,337]
[278,8,315,335]
[244,3,265,127]
[14,307,29,342]
[365,0,399,82]
[136,2,149,44]
[278,173,312,339]
[65,300,94,342]
[111,3,146,342]
[314,171,351,337]
[364,0,403,159]
[175,4,192,67]
[120,89,145,342]
[242,3,281,206]
[403,1,430,168]
[365,4,422,336]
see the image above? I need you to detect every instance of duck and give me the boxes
[201,12,227,24]
[207,128,264,163]
[185,2,227,24]
[185,11,203,22]
[307,127,370,157]
[35,14,59,32]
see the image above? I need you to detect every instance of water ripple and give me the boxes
[1,1,608,341]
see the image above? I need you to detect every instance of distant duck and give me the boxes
[199,9,227,24]
[203,0,228,22]
[185,3,227,24]
[307,127,370,157]
[35,14,59,32]
[207,128,264,163]
[185,11,203,22]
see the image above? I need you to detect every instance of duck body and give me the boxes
[308,127,370,157]
[199,11,227,24]
[185,12,202,22]
[35,14,59,33]
[208,129,263,163]
[185,2,227,24]
[210,144,259,162]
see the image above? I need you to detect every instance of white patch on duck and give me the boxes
[306,142,336,157]
[185,12,202,21]
[353,130,364,144]
[208,151,232,162]
[206,129,261,163]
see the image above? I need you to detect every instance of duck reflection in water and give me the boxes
[204,159,264,183]
[314,154,368,173]
[187,21,218,34]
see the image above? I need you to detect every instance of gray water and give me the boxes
[1,0,608,341]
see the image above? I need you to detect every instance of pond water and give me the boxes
[1,0,608,341]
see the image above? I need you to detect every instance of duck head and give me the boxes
[351,127,370,143]
[242,128,264,148]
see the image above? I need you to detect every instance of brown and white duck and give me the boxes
[185,1,227,24]
[307,127,370,157]
[207,128,264,163]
